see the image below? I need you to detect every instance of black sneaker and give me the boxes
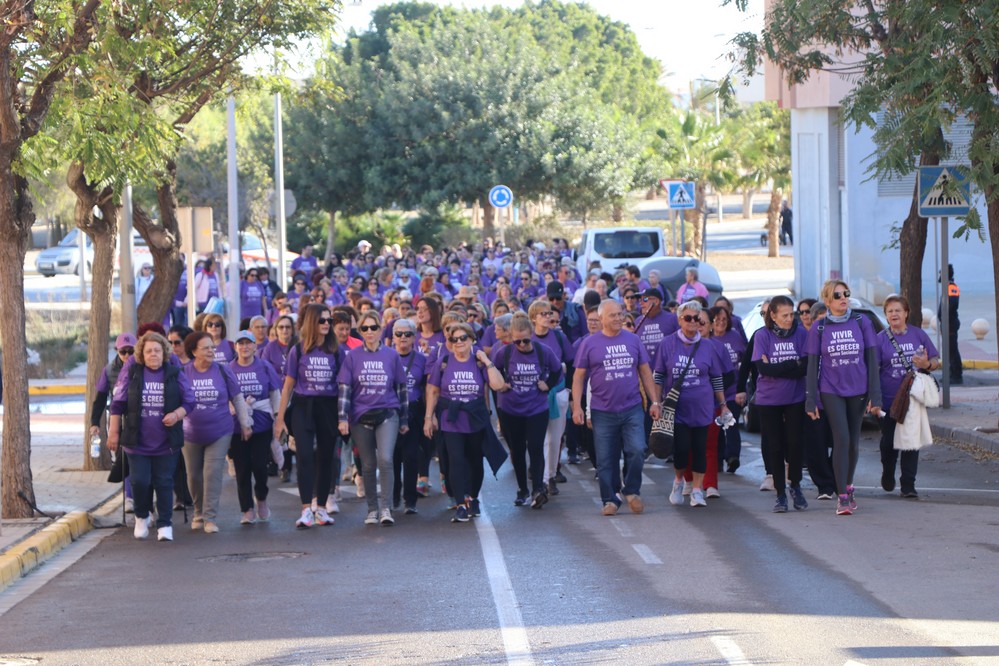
[567,454,581,465]
[554,470,567,483]
[773,494,789,513]
[452,505,469,522]
[901,488,919,499]
[469,498,481,517]
[726,458,740,474]
[530,489,548,509]
[548,479,560,496]
[881,469,896,492]
[789,486,808,510]
[404,505,418,515]
[514,490,529,507]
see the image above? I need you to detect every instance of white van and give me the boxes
[575,227,667,277]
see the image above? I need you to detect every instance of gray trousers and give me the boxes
[183,434,230,522]
[351,414,400,512]
[820,393,867,495]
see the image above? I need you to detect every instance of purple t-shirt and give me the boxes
[336,345,406,423]
[635,310,680,362]
[286,344,339,397]
[752,325,808,405]
[532,329,572,366]
[491,341,561,417]
[805,314,878,397]
[480,325,498,351]
[399,350,428,404]
[877,327,938,404]
[574,330,650,413]
[213,340,236,366]
[417,330,446,358]
[240,281,266,318]
[428,355,489,433]
[110,366,195,456]
[230,358,281,433]
[654,334,725,428]
[260,340,292,378]
[183,362,243,445]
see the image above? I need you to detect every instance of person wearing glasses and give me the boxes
[425,322,507,523]
[260,314,298,482]
[573,300,660,516]
[707,306,745,485]
[168,326,193,364]
[181,331,252,533]
[248,315,269,353]
[240,268,267,319]
[390,318,429,514]
[797,298,818,331]
[493,313,562,508]
[528,299,573,496]
[805,281,882,516]
[653,301,730,509]
[287,276,309,311]
[274,304,342,529]
[201,313,235,365]
[337,311,409,526]
[108,332,195,542]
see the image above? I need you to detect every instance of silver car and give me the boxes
[35,228,150,277]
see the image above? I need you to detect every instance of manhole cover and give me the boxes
[198,552,305,563]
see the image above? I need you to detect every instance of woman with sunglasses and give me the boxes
[797,298,818,331]
[201,313,235,366]
[493,313,562,508]
[805,281,882,516]
[337,311,409,526]
[390,318,429,514]
[653,301,730,509]
[240,269,267,319]
[287,276,309,311]
[260,315,298,482]
[480,300,511,355]
[275,304,341,528]
[425,322,506,522]
[528,299,574,496]
[181,331,252,533]
[167,325,193,364]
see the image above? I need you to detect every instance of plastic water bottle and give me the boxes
[90,434,102,459]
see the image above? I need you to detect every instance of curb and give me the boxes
[963,360,999,370]
[29,384,87,396]
[0,511,92,593]
[931,423,999,456]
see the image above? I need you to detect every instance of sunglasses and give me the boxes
[623,322,635,328]
[449,334,470,343]
[276,325,292,330]
[537,311,553,317]
[641,296,658,302]
[359,324,380,333]
[317,318,333,325]
[513,338,532,346]
[119,348,134,355]
[833,290,851,300]
[624,294,638,300]
[798,308,812,315]
[394,331,415,338]
[206,321,223,328]
[681,314,700,323]
[168,339,183,346]
[247,273,258,278]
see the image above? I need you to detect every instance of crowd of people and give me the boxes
[95,237,942,542]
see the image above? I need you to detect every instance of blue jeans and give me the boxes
[591,404,646,505]
[127,450,179,528]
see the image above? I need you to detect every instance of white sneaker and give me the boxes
[690,489,707,507]
[296,507,315,529]
[157,525,173,542]
[124,497,135,514]
[333,486,343,502]
[240,510,256,525]
[311,499,319,512]
[682,480,693,496]
[133,515,150,540]
[326,496,340,514]
[364,510,379,525]
[669,480,684,505]
[760,474,775,491]
[705,486,721,499]
[354,474,366,498]
[379,508,395,525]
[314,508,334,526]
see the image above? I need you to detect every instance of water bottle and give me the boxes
[90,434,102,459]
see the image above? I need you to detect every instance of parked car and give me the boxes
[219,233,299,277]
[36,228,151,277]
[639,257,724,304]
[574,227,667,278]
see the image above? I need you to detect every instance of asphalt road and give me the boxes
[0,427,997,665]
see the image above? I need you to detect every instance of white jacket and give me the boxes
[894,373,939,451]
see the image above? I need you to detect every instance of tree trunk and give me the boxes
[67,162,117,472]
[899,150,939,327]
[693,181,707,259]
[612,203,623,222]
[742,189,755,219]
[325,209,336,259]
[134,162,184,325]
[767,189,782,258]
[482,199,495,241]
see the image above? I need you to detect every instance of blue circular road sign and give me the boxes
[489,185,513,209]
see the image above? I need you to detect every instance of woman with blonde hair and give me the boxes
[202,312,235,365]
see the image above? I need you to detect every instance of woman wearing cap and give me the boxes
[108,332,195,541]
[181,331,252,533]
[274,303,342,528]
[230,331,282,523]
[528,299,573,496]
[240,268,267,319]
[337,311,409,526]
[201,313,236,366]
[805,280,882,516]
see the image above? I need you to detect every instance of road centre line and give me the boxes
[475,504,534,666]
[710,635,751,665]
[631,544,662,565]
[641,472,655,486]
[608,518,633,538]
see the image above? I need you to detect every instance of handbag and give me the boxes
[885,330,916,424]
[358,408,392,428]
[649,341,700,459]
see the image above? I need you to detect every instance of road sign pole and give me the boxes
[940,216,950,409]
[680,211,686,257]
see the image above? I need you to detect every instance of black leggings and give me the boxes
[231,430,271,512]
[498,408,548,494]
[757,402,805,494]
[394,407,427,508]
[441,429,485,504]
[291,395,338,505]
[672,422,708,473]
[821,393,867,495]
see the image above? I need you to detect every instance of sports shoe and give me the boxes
[816,492,835,500]
[682,480,692,496]
[241,510,256,525]
[256,500,270,522]
[726,457,740,474]
[690,488,707,507]
[133,515,150,540]
[760,475,775,491]
[416,479,431,497]
[531,489,548,509]
[554,470,567,483]
[379,508,395,525]
[514,490,529,506]
[404,505,418,514]
[124,497,135,514]
[191,517,204,530]
[901,488,919,499]
[548,479,560,496]
[624,493,644,514]
[601,501,618,516]
[156,525,173,542]
[669,479,684,505]
[354,474,365,498]
[326,496,340,514]
[881,469,896,492]
[773,494,788,513]
[314,508,334,525]
[452,505,469,523]
[279,469,291,483]
[789,486,808,510]
[705,486,721,499]
[296,508,315,529]
[333,486,343,502]
[468,498,481,517]
[364,510,379,525]
[204,522,219,534]
[568,453,581,464]
[836,494,853,516]
[846,485,857,510]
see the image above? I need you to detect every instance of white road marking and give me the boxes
[592,497,604,507]
[641,472,655,486]
[844,661,869,666]
[474,504,534,666]
[608,518,634,538]
[710,635,751,665]
[631,544,662,565]
[578,479,596,493]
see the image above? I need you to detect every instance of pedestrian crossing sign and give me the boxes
[667,181,695,210]
[918,166,971,217]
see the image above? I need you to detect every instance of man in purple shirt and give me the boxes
[634,288,679,364]
[572,300,660,517]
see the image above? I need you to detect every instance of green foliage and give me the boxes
[402,205,474,250]
[336,211,408,254]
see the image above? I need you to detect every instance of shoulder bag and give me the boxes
[649,341,700,459]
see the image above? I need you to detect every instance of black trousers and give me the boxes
[498,408,548,494]
[672,422,708,473]
[879,414,919,492]
[442,429,485,504]
[757,402,805,494]
[290,395,338,505]
[231,430,271,512]
[805,411,836,496]
[393,406,427,508]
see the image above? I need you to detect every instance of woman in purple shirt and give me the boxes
[274,304,341,529]
[202,313,235,365]
[425,322,506,523]
[876,295,940,498]
[805,280,882,516]
[708,306,746,476]
[415,296,446,358]
[390,318,430,514]
[181,331,252,534]
[239,269,267,319]
[260,314,298,482]
[528,299,573,496]
[109,332,195,542]
[337,310,409,526]
[752,296,809,513]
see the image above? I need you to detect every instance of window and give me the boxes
[593,231,660,259]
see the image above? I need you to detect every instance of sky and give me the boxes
[334,0,766,95]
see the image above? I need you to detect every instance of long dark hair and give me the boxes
[298,303,337,354]
[764,295,796,329]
